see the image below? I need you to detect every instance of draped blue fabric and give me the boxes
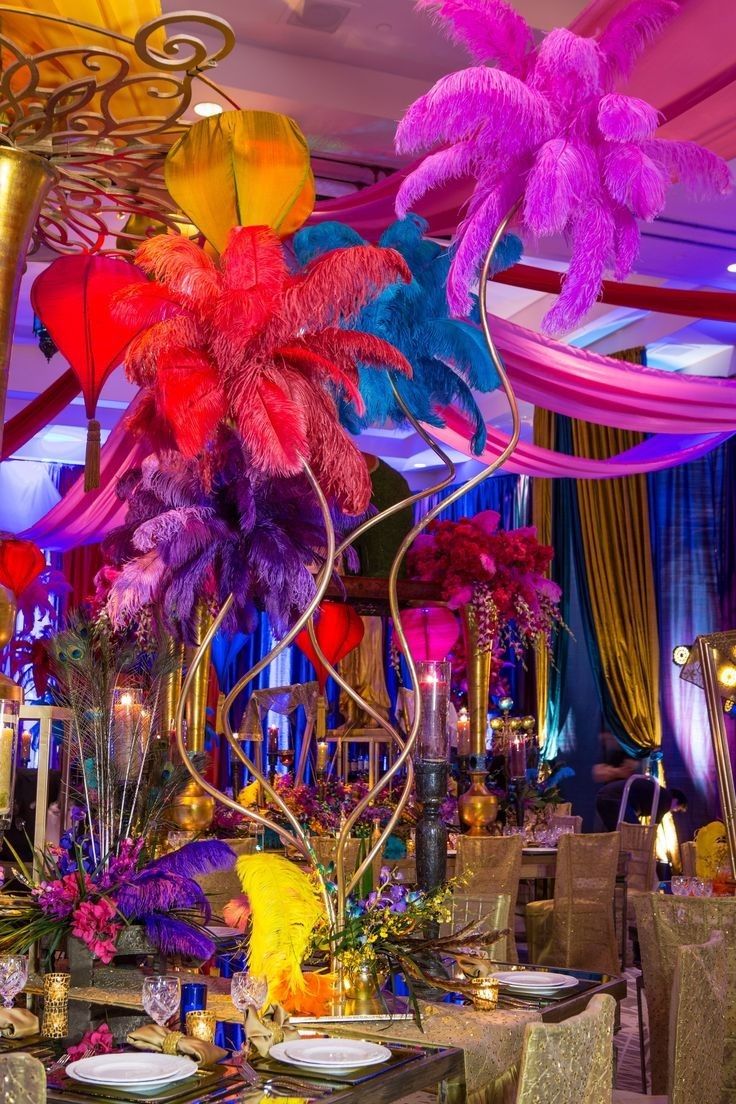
[648,438,736,821]
[417,473,529,530]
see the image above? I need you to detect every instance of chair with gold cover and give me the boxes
[441,893,511,964]
[525,831,620,974]
[0,1054,46,1104]
[554,802,573,816]
[680,841,696,876]
[613,931,727,1104]
[455,834,523,961]
[196,836,256,918]
[552,814,583,834]
[635,894,736,1098]
[516,993,615,1104]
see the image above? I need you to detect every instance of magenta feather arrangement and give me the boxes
[397,0,731,334]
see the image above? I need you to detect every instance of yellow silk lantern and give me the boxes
[164,110,315,252]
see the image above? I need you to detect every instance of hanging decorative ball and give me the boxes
[32,315,57,361]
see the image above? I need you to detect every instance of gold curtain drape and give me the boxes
[532,347,662,760]
[0,1,165,123]
[571,416,662,757]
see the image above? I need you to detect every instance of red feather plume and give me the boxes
[114,226,412,514]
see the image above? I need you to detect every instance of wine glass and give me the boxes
[0,956,27,1008]
[231,971,268,1017]
[142,975,181,1028]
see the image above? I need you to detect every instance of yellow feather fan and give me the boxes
[236,852,334,1017]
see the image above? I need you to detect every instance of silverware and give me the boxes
[46,1045,94,1074]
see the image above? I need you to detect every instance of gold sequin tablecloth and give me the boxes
[350,1002,540,1104]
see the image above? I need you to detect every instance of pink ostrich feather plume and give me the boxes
[397,0,732,335]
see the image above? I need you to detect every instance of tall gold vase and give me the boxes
[184,603,212,755]
[457,603,498,836]
[0,147,57,456]
[0,585,21,705]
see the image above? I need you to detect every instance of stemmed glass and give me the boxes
[142,975,181,1028]
[231,971,268,1017]
[0,956,27,1008]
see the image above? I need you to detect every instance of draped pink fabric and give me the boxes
[2,369,81,459]
[19,315,736,547]
[22,403,147,550]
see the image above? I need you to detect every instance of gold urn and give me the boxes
[458,772,499,836]
[169,779,215,833]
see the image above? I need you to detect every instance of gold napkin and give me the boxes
[455,955,493,979]
[243,1004,298,1058]
[126,1024,227,1066]
[0,1008,39,1038]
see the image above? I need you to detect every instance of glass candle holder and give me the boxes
[42,973,70,1038]
[415,661,451,761]
[508,734,527,779]
[471,977,500,1011]
[185,1010,217,1043]
[0,692,20,836]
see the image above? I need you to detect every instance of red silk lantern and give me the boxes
[30,254,147,491]
[295,601,365,694]
[0,538,45,597]
[398,606,459,662]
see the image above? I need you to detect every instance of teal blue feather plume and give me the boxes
[291,215,522,454]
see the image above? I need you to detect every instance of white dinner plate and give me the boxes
[272,1039,391,1069]
[494,971,579,993]
[67,1054,196,1087]
[522,847,558,854]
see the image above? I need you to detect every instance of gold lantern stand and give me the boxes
[489,700,536,829]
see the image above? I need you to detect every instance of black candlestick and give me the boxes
[414,759,448,894]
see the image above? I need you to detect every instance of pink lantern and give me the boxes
[398,606,459,662]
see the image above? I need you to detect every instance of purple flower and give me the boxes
[34,873,88,919]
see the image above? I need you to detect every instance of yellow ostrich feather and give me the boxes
[237,781,260,808]
[236,852,334,1016]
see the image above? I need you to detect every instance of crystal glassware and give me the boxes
[671,875,691,896]
[231,971,268,1016]
[142,975,181,1028]
[0,955,27,1008]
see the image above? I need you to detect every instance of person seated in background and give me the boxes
[596,773,688,830]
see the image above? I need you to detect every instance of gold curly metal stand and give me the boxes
[175,205,522,989]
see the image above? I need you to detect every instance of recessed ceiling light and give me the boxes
[194,102,223,118]
[727,262,736,273]
[413,462,426,468]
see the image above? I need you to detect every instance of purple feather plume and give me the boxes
[150,840,235,879]
[396,0,732,335]
[144,915,216,962]
[116,870,212,923]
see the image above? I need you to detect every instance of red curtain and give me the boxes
[2,369,81,459]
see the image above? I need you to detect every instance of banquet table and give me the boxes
[17,965,626,1104]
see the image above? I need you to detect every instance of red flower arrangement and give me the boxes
[407,510,562,654]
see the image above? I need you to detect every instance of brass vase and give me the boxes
[169,778,215,833]
[457,602,498,836]
[184,603,212,754]
[0,584,21,705]
[0,147,57,456]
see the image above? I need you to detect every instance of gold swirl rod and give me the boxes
[312,386,458,915]
[335,202,522,917]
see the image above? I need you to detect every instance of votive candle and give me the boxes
[186,1010,217,1043]
[42,973,70,1038]
[472,977,499,1010]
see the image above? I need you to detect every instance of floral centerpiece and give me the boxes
[265,775,415,839]
[407,510,561,657]
[0,815,234,966]
[0,612,236,967]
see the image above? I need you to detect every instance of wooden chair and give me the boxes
[455,834,523,961]
[613,931,727,1104]
[516,993,615,1103]
[525,832,620,974]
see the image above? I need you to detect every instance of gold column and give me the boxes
[184,603,212,754]
[698,638,736,873]
[161,640,184,738]
[0,148,57,456]
[457,604,499,836]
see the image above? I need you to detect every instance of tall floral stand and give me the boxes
[457,604,499,836]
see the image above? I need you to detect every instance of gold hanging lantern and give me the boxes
[164,110,315,252]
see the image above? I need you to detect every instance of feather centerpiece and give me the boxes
[114,227,414,515]
[235,852,334,1017]
[292,215,522,454]
[100,428,364,642]
[396,0,731,334]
